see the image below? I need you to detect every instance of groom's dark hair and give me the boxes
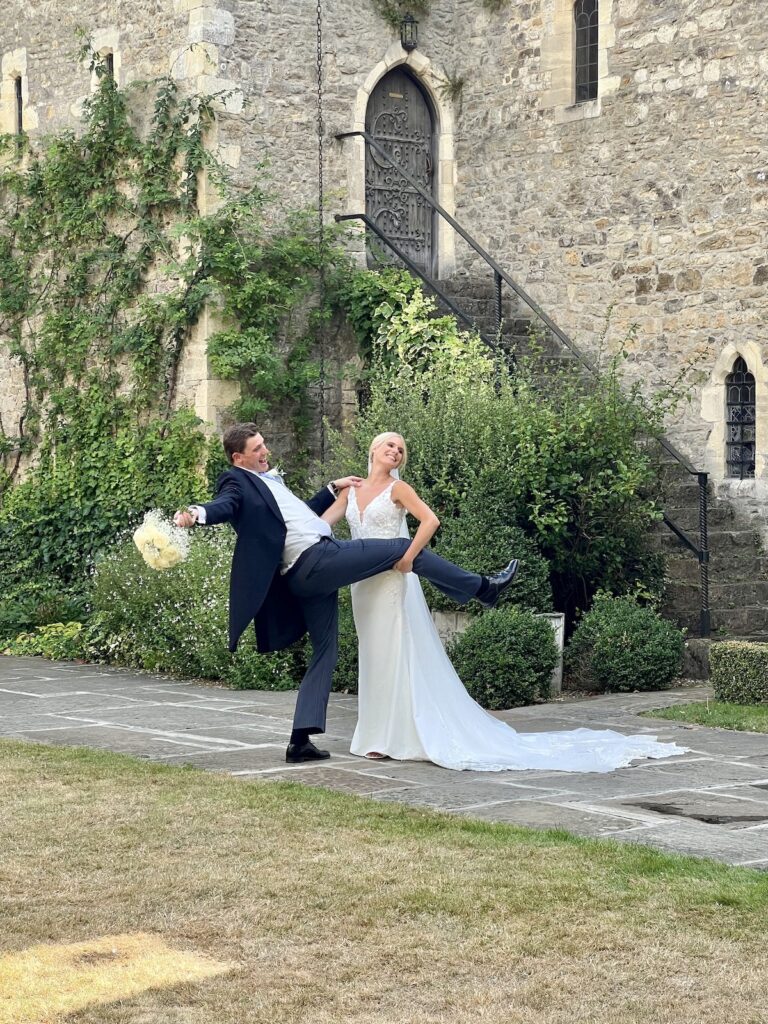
[223,423,260,464]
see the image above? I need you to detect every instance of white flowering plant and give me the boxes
[132,510,190,571]
[92,527,303,689]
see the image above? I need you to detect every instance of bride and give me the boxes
[322,432,687,773]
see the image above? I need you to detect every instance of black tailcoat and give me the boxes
[200,467,334,653]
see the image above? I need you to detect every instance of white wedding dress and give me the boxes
[347,482,688,772]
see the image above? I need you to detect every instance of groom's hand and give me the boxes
[174,509,198,528]
[394,557,414,574]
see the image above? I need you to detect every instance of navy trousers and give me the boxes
[284,537,483,733]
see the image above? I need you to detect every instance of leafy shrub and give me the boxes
[0,405,208,612]
[333,266,423,362]
[449,607,559,710]
[91,529,303,689]
[0,584,88,645]
[329,278,666,628]
[425,509,553,615]
[3,621,85,661]
[565,594,684,693]
[710,642,768,704]
[331,587,359,694]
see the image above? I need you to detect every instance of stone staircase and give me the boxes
[434,276,768,658]
[652,457,768,642]
[433,274,574,367]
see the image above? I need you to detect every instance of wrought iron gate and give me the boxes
[365,68,435,275]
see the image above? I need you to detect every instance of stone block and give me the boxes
[188,8,235,46]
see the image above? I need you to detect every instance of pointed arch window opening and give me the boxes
[725,356,756,479]
[574,0,599,103]
[14,76,23,134]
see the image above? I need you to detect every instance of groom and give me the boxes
[175,423,518,763]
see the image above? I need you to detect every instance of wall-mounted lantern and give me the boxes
[400,12,418,52]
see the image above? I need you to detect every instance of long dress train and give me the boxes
[347,483,688,773]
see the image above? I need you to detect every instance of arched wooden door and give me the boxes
[365,68,436,276]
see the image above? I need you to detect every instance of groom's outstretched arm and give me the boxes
[174,475,242,528]
[199,476,243,525]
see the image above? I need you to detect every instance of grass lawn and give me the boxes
[1,741,767,1024]
[642,701,768,734]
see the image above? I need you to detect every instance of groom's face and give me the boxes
[233,433,270,473]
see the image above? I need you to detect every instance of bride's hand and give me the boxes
[394,557,414,574]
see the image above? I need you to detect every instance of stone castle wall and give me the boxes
[452,0,768,490]
[2,0,767,490]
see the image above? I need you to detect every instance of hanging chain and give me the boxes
[315,0,326,466]
[316,0,325,254]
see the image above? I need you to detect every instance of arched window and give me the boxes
[14,76,22,134]
[725,356,756,479]
[574,0,598,103]
[105,53,115,80]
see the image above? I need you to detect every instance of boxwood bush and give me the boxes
[448,607,559,710]
[710,641,768,704]
[565,593,684,693]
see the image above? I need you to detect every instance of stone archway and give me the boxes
[701,341,768,483]
[342,42,457,277]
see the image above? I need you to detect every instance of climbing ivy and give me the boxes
[371,0,507,31]
[185,191,346,479]
[371,0,431,30]
[0,48,345,626]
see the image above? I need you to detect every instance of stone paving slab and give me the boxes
[612,820,768,866]
[1,657,768,868]
[5,724,226,758]
[452,800,644,836]
[617,790,768,829]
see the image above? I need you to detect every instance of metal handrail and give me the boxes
[337,129,710,637]
[335,213,498,350]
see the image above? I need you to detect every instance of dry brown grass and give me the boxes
[0,933,230,1024]
[1,740,767,1024]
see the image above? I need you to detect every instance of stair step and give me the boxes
[665,581,768,608]
[651,529,762,553]
[714,632,768,645]
[663,554,768,583]
[660,503,736,530]
[712,606,768,633]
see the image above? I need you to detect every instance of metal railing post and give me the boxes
[698,472,711,638]
[493,271,502,343]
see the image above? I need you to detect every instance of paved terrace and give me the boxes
[1,656,767,869]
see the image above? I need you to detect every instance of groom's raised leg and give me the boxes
[287,537,486,605]
[410,547,484,604]
[287,538,411,598]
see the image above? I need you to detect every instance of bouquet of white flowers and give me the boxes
[133,510,191,571]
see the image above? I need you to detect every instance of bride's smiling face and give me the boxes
[372,436,405,471]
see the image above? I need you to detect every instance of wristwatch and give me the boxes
[328,481,340,497]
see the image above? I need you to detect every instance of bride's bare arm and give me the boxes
[320,488,350,526]
[391,481,440,572]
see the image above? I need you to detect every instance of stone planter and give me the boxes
[431,609,566,695]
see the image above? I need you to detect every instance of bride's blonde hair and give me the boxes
[369,431,408,471]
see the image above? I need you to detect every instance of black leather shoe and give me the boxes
[477,559,519,608]
[285,740,331,763]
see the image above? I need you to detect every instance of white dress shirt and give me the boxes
[192,469,333,573]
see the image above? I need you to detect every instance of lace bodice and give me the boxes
[347,481,405,540]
